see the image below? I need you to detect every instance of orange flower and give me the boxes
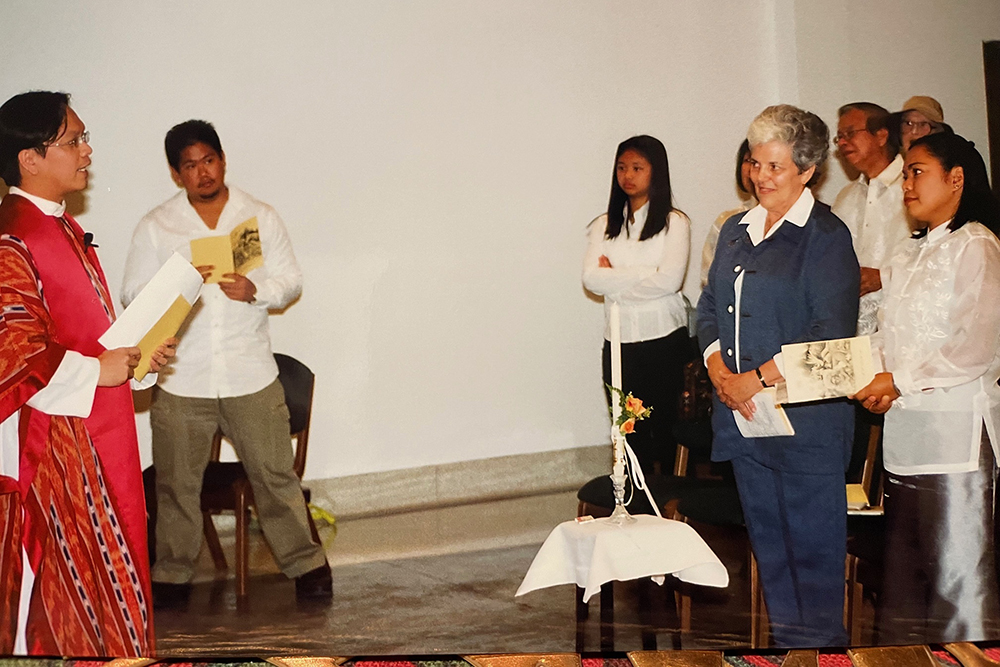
[625,396,644,414]
[620,418,636,435]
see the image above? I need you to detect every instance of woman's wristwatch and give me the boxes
[754,367,767,388]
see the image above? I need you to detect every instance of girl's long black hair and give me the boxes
[605,135,676,241]
[909,133,1000,238]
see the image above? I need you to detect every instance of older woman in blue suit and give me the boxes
[697,105,860,647]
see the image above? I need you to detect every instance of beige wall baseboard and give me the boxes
[307,445,611,520]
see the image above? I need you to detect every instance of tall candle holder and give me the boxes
[608,435,636,525]
[606,302,648,524]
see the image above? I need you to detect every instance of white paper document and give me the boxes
[99,253,203,379]
[733,387,795,437]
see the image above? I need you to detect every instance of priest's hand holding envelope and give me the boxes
[96,338,178,387]
[98,346,142,386]
[148,337,179,373]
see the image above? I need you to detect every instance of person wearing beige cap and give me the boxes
[900,95,945,152]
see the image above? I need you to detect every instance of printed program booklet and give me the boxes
[780,336,882,404]
[189,217,263,284]
[733,387,795,438]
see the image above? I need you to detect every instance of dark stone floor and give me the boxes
[153,518,806,657]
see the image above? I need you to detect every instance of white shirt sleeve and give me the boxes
[583,213,689,300]
[25,350,99,417]
[701,213,726,288]
[131,372,158,390]
[616,212,691,302]
[249,207,303,310]
[583,218,649,297]
[894,236,1000,395]
[121,218,162,307]
[703,340,721,364]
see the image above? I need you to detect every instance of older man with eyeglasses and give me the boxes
[832,102,911,337]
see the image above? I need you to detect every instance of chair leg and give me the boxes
[235,481,250,598]
[845,554,863,645]
[750,549,769,648]
[202,511,228,571]
[675,587,692,635]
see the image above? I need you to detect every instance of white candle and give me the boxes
[610,301,622,390]
[609,301,624,465]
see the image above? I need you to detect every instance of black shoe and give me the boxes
[295,563,332,601]
[152,581,192,610]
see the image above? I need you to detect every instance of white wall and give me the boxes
[792,0,1000,202]
[1,1,997,479]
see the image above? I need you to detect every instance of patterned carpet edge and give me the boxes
[2,645,998,667]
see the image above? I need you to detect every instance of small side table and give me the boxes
[516,515,729,650]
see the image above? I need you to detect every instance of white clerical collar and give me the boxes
[8,186,66,218]
[740,187,814,245]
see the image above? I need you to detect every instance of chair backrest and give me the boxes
[209,353,315,479]
[677,357,713,424]
[274,353,315,479]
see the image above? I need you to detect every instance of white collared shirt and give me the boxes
[122,186,302,398]
[876,220,1000,475]
[582,203,691,343]
[703,188,814,372]
[832,155,910,335]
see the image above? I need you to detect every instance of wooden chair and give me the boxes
[200,353,321,597]
[844,422,885,644]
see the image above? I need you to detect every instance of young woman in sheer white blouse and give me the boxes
[854,132,1000,644]
[582,135,690,476]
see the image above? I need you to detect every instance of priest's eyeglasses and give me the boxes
[47,130,91,150]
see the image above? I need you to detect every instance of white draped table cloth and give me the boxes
[515,514,729,602]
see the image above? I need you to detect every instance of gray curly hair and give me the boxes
[747,104,829,184]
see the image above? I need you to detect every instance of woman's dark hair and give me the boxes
[605,135,676,241]
[0,91,70,187]
[165,119,224,171]
[910,132,1000,237]
[735,139,751,196]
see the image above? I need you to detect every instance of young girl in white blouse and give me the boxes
[854,132,1000,644]
[582,135,691,476]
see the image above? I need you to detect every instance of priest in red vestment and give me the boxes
[0,91,173,656]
